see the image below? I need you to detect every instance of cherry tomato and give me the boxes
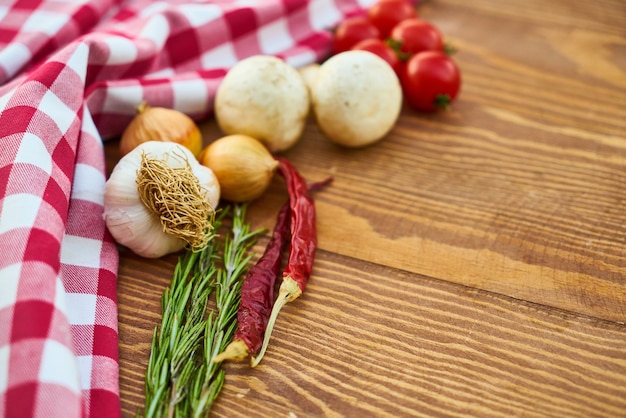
[367,0,417,38]
[351,38,402,75]
[400,51,461,112]
[389,18,444,57]
[333,16,380,55]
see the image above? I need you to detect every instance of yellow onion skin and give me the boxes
[120,103,203,157]
[199,134,278,203]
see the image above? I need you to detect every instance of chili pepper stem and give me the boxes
[212,339,249,363]
[250,276,302,368]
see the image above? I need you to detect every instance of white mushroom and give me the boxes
[214,55,310,153]
[298,63,320,96]
[311,50,402,148]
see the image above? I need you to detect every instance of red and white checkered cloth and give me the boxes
[0,0,377,416]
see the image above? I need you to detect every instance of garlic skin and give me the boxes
[104,141,220,258]
[120,103,203,157]
[199,134,278,203]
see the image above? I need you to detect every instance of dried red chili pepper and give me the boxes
[213,176,331,364]
[212,201,290,363]
[250,157,321,367]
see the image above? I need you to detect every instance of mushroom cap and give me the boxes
[312,50,403,148]
[215,55,310,153]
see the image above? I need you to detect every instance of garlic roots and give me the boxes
[120,102,203,157]
[199,134,278,203]
[104,141,220,258]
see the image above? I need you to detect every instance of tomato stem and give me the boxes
[443,42,457,56]
[385,38,412,61]
[434,94,452,110]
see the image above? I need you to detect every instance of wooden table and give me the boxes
[110,0,626,416]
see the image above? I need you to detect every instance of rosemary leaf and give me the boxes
[143,213,222,418]
[142,204,264,418]
[187,204,264,417]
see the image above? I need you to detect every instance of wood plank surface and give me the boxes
[112,0,626,416]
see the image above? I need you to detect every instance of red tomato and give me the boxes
[333,16,380,55]
[367,0,417,38]
[400,51,461,112]
[389,18,444,57]
[351,38,402,75]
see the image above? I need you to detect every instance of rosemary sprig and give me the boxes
[188,204,263,417]
[142,204,264,418]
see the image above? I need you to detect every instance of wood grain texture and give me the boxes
[117,249,626,417]
[113,0,626,416]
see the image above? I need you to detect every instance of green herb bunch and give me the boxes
[143,204,264,418]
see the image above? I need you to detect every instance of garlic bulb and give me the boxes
[199,134,278,202]
[119,102,203,157]
[104,141,220,258]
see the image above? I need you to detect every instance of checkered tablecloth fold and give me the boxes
[0,1,376,416]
